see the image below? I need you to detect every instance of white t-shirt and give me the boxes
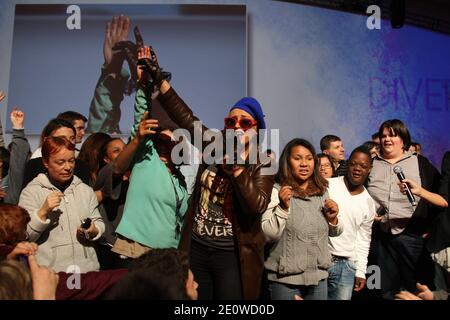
[327,176,376,278]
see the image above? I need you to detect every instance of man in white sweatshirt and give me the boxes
[327,145,376,300]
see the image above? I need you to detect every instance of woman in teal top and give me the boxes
[111,48,188,257]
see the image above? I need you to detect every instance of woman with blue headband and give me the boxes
[137,46,275,300]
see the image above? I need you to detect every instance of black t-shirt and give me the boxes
[192,165,235,250]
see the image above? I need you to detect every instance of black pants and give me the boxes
[377,231,434,299]
[189,239,243,300]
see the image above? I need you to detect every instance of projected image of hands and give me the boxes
[7,4,246,135]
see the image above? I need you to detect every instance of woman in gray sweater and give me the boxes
[262,138,342,300]
[19,137,105,273]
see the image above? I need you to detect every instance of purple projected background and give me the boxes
[367,27,450,166]
[247,2,450,168]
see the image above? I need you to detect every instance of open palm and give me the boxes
[103,15,130,66]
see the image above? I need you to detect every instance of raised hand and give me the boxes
[137,46,151,85]
[28,254,59,300]
[148,46,164,86]
[136,111,159,142]
[137,45,164,89]
[10,107,25,129]
[0,90,5,102]
[323,198,339,224]
[279,186,293,211]
[6,241,38,260]
[38,191,64,221]
[111,26,145,85]
[103,15,130,70]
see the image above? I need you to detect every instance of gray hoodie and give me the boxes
[19,173,105,273]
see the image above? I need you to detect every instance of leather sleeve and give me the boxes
[231,162,275,216]
[157,87,214,151]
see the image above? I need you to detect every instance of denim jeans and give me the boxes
[269,278,328,300]
[327,258,356,300]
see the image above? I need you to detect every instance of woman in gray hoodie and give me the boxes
[19,136,105,273]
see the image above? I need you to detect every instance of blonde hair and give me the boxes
[0,259,33,300]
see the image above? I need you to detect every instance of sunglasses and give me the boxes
[224,117,257,131]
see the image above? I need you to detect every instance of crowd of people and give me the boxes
[0,15,449,301]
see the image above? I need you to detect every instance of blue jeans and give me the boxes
[269,278,328,300]
[327,258,356,300]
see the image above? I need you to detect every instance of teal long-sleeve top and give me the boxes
[115,87,188,248]
[86,66,130,134]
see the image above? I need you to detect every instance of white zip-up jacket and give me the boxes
[19,173,105,273]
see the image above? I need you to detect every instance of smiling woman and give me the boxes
[366,119,441,299]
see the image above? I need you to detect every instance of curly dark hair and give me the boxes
[105,248,190,300]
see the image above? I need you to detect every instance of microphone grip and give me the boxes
[396,172,417,206]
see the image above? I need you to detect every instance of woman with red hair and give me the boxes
[19,136,105,273]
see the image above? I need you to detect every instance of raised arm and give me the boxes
[113,111,159,175]
[113,46,160,175]
[138,46,210,149]
[131,46,153,138]
[231,161,275,216]
[4,107,31,204]
[87,16,131,134]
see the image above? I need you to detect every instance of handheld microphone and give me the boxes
[393,166,417,206]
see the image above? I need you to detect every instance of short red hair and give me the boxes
[41,136,75,162]
[0,204,30,245]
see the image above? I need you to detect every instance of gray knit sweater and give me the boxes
[262,185,343,286]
